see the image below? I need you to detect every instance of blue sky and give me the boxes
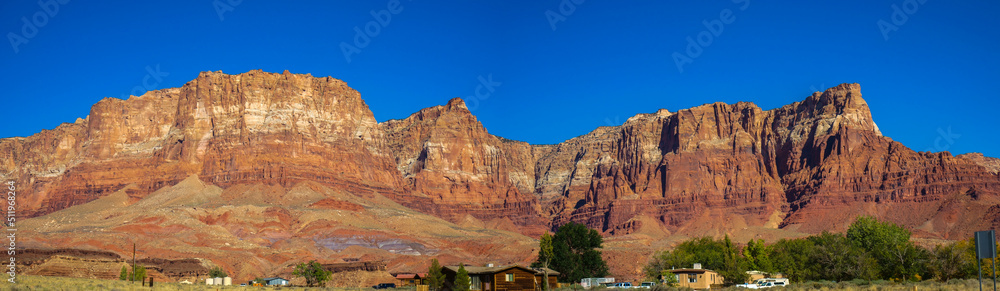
[1,1,997,157]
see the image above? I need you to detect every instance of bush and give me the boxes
[293,260,332,287]
[208,266,228,278]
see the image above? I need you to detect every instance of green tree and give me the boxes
[536,233,555,291]
[846,216,927,280]
[769,238,817,282]
[293,260,332,287]
[643,236,749,286]
[743,239,773,272]
[131,265,147,282]
[453,264,471,291]
[929,240,976,281]
[549,222,609,283]
[428,258,446,291]
[660,270,679,287]
[208,266,228,278]
[644,237,726,282]
[119,265,128,281]
[809,232,878,282]
[719,235,749,285]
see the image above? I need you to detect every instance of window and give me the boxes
[505,273,514,282]
[471,276,482,290]
[688,274,698,283]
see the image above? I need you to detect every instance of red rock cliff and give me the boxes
[4,73,998,241]
[538,84,1000,239]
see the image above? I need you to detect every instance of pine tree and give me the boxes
[453,264,471,291]
[119,265,128,280]
[428,258,446,291]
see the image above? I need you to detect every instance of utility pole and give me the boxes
[132,242,136,284]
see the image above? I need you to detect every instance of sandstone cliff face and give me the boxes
[4,72,998,243]
[959,153,1000,174]
[380,98,542,231]
[1,70,406,217]
[537,84,1000,240]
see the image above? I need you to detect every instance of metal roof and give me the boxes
[443,265,560,276]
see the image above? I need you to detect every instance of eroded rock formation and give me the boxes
[3,71,998,247]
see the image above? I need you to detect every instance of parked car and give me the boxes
[608,282,633,288]
[373,283,397,289]
[736,278,789,289]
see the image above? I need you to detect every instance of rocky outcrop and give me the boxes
[4,72,998,243]
[1,70,540,231]
[959,153,1000,174]
[381,98,543,232]
[2,70,406,217]
[539,84,1000,240]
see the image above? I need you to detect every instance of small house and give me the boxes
[396,273,428,286]
[442,265,559,291]
[667,264,724,290]
[261,277,289,286]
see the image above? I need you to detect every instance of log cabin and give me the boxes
[442,265,559,291]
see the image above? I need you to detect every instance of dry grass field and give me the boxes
[3,276,999,291]
[1,275,418,291]
[552,279,998,291]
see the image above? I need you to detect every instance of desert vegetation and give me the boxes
[5,275,421,290]
[293,260,334,287]
[645,216,1000,286]
[532,222,610,283]
[550,279,997,291]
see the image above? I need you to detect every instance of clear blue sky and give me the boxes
[1,1,997,157]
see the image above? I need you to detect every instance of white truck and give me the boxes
[736,278,789,289]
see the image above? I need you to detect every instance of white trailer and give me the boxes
[581,277,615,289]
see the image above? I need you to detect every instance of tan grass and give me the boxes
[1,275,416,291]
[555,279,998,291]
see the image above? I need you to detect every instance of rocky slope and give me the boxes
[539,84,1000,242]
[381,98,545,234]
[1,70,531,227]
[4,71,999,282]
